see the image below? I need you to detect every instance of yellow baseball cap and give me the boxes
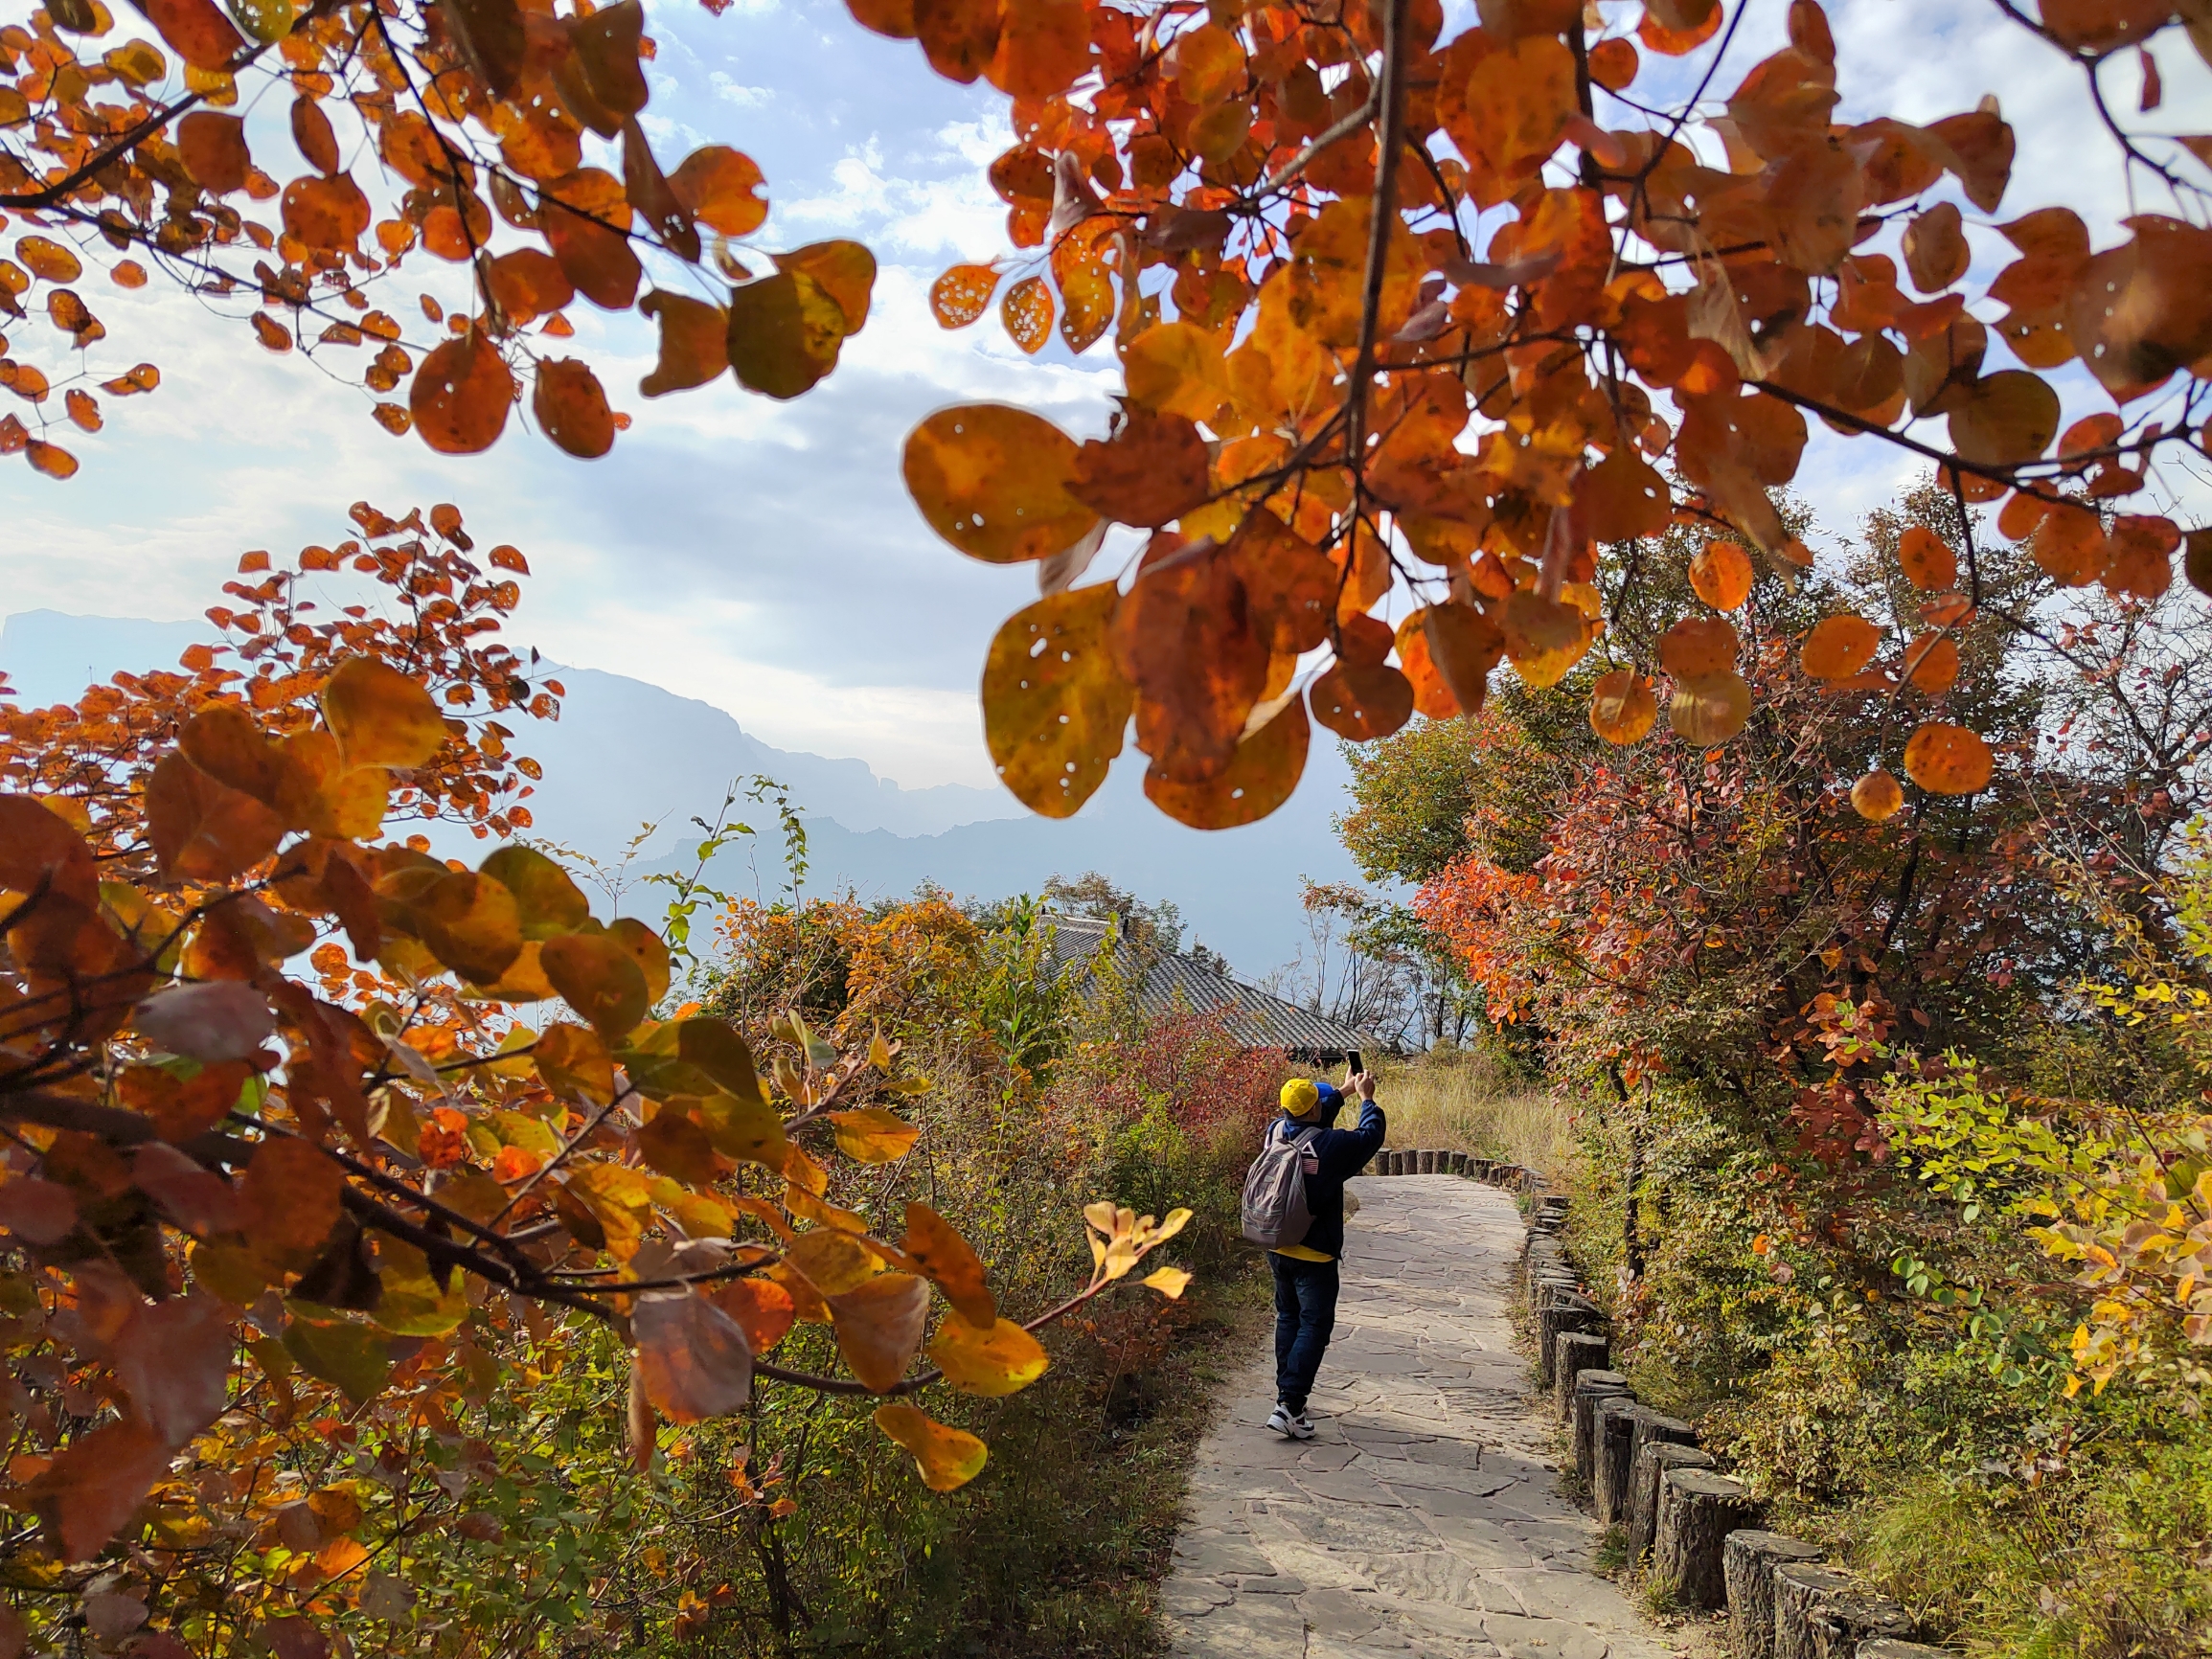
[1280,1078,1320,1115]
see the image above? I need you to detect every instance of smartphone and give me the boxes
[1347,1051,1364,1077]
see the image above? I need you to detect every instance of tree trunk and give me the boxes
[1653,1469,1763,1609]
[1571,1371,1630,1486]
[1623,1123,1646,1279]
[1594,1399,1651,1526]
[1772,1564,1915,1659]
[1722,1531,1824,1659]
[1627,1441,1710,1568]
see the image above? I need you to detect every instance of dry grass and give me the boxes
[1368,1049,1578,1177]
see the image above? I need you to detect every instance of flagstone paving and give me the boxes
[1161,1174,1686,1659]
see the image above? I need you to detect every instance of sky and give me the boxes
[4,0,2210,798]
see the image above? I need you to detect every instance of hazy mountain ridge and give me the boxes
[0,610,1359,972]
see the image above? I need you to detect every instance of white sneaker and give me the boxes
[1266,1404,1316,1441]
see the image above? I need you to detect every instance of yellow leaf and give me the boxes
[928,1315,1049,1396]
[873,1402,989,1491]
[1143,1265,1192,1299]
[321,656,449,770]
[828,1106,921,1165]
[785,1228,882,1296]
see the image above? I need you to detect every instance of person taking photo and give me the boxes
[1252,1071,1384,1440]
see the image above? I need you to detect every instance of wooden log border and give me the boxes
[1462,1162,1960,1658]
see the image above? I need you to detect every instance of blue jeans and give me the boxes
[1270,1253,1340,1413]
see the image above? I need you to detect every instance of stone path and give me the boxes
[1161,1174,1686,1659]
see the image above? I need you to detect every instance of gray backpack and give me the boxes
[1242,1122,1319,1248]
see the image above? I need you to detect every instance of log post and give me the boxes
[1422,1149,1438,1173]
[1594,1399,1652,1526]
[1387,1149,1404,1175]
[1555,1331,1610,1423]
[1473,1157,1495,1180]
[1449,1150,1468,1173]
[1535,1291,1603,1388]
[1722,1532,1824,1659]
[1653,1469,1763,1609]
[1772,1564,1914,1659]
[1571,1371,1630,1486]
[1627,1442,1711,1568]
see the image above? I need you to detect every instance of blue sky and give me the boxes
[3,0,2209,797]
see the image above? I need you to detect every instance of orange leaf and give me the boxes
[1903,632,1961,693]
[1000,272,1054,352]
[133,0,245,70]
[409,328,514,455]
[639,290,729,397]
[1589,669,1657,745]
[709,1278,797,1353]
[1069,407,1212,528]
[1147,695,1311,828]
[1115,537,1270,778]
[827,1107,920,1164]
[981,585,1131,819]
[281,173,371,252]
[240,1135,343,1256]
[828,1272,930,1392]
[1851,768,1904,822]
[901,1201,994,1329]
[145,752,285,881]
[1902,721,1993,794]
[985,0,1088,99]
[670,146,767,237]
[175,111,250,194]
[726,268,848,399]
[533,358,616,459]
[24,1419,171,1564]
[913,0,1000,83]
[1688,539,1754,610]
[1657,616,1739,680]
[1897,524,1957,591]
[904,403,1096,564]
[1639,0,1722,54]
[1800,614,1881,680]
[633,1291,752,1420]
[930,263,1000,329]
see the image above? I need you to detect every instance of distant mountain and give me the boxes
[0,610,1363,974]
[0,613,1018,842]
[656,745,1361,976]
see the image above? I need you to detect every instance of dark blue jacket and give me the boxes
[1269,1087,1386,1260]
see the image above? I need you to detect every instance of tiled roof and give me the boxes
[1041,914,1376,1057]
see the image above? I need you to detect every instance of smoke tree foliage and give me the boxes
[0,515,1193,1654]
[4,0,2211,819]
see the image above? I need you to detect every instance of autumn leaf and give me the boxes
[322,657,451,770]
[904,404,1098,564]
[980,585,1132,818]
[828,1272,930,1391]
[633,1292,753,1420]
[927,1315,1049,1396]
[874,1402,989,1491]
[827,1107,921,1164]
[1903,721,1994,795]
[901,1201,994,1328]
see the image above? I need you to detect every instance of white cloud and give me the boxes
[710,74,775,107]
